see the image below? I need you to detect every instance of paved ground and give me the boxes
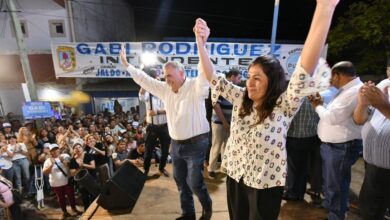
[3,158,367,220]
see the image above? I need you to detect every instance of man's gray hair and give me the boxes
[163,61,184,72]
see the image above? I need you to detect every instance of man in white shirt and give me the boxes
[309,61,363,220]
[353,64,390,220]
[139,68,171,177]
[120,48,212,220]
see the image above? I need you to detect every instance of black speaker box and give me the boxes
[97,160,147,212]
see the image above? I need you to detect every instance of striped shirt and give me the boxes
[211,97,233,123]
[287,97,319,138]
[361,79,390,169]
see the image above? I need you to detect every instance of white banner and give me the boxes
[50,42,303,79]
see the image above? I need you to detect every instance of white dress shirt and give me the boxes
[127,66,210,140]
[139,91,167,125]
[316,77,363,143]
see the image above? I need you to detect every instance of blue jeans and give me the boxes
[171,137,212,216]
[13,158,30,191]
[321,140,361,220]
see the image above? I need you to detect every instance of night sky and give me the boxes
[130,0,365,42]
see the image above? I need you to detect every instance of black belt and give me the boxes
[172,133,209,145]
[323,140,355,146]
[148,123,167,127]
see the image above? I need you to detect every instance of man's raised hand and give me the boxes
[120,44,129,68]
[193,18,210,47]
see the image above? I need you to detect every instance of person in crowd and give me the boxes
[134,125,144,141]
[0,132,7,148]
[123,123,135,139]
[8,135,30,193]
[112,140,142,169]
[353,65,390,220]
[2,123,16,139]
[128,139,146,163]
[194,0,339,217]
[114,100,123,116]
[88,124,98,136]
[126,137,137,153]
[17,126,37,165]
[104,134,117,176]
[56,126,66,146]
[0,138,15,182]
[24,121,37,137]
[69,143,96,211]
[309,61,363,220]
[37,143,52,193]
[10,119,21,134]
[121,45,212,220]
[104,134,117,157]
[283,97,322,204]
[139,68,171,177]
[37,128,55,153]
[43,144,82,218]
[77,127,88,141]
[84,134,109,185]
[208,69,241,178]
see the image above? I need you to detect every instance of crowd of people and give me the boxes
[1,0,389,220]
[0,107,159,218]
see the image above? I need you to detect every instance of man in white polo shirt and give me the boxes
[120,46,212,220]
[310,61,363,220]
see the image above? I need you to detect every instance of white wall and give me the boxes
[0,0,71,54]
[0,84,25,116]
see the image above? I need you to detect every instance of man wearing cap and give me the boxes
[2,123,16,139]
[139,68,171,177]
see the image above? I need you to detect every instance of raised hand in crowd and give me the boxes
[360,81,390,119]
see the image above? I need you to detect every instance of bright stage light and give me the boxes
[141,52,157,66]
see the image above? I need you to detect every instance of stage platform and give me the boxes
[81,161,364,220]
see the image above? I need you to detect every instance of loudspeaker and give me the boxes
[74,169,101,197]
[97,160,147,212]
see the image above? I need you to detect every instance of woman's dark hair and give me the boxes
[239,55,286,124]
[39,128,48,138]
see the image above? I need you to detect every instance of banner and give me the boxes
[22,102,53,119]
[51,42,303,79]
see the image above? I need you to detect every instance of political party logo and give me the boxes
[57,46,76,72]
[286,48,302,75]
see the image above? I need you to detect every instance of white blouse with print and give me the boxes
[210,58,331,189]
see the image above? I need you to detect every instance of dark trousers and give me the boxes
[144,124,170,174]
[79,187,96,211]
[171,137,212,216]
[51,184,77,213]
[321,140,361,220]
[226,176,283,220]
[308,137,323,193]
[285,136,321,199]
[359,162,390,220]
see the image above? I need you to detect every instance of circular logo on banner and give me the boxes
[286,50,301,75]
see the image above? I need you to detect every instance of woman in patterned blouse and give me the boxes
[194,0,339,219]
